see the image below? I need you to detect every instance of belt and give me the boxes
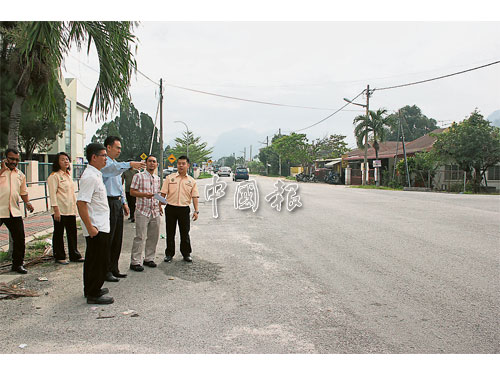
[107,196,121,201]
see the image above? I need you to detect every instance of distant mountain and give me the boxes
[211,127,265,161]
[487,110,500,127]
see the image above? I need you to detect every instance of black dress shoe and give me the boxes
[143,260,157,268]
[130,264,144,272]
[164,256,173,263]
[11,266,28,274]
[70,258,85,263]
[85,288,109,298]
[105,272,119,282]
[183,256,193,263]
[87,295,114,304]
[112,272,127,278]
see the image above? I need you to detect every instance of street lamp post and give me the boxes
[174,121,189,159]
[344,85,371,185]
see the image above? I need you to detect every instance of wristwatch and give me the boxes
[194,211,199,214]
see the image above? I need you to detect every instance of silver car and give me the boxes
[217,166,231,177]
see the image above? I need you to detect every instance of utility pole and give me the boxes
[278,128,282,177]
[363,84,370,185]
[399,110,410,187]
[249,145,252,162]
[159,78,164,185]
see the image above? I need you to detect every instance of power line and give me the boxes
[291,89,366,132]
[162,82,339,111]
[374,60,500,91]
[69,54,349,111]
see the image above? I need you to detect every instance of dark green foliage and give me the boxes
[431,110,500,193]
[386,105,439,142]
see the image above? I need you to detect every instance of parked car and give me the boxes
[218,166,232,177]
[233,167,249,181]
[162,167,177,178]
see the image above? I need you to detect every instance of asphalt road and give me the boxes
[1,175,498,353]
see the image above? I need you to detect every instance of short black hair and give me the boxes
[104,135,121,148]
[52,152,71,172]
[4,148,19,158]
[145,155,157,163]
[178,155,190,164]
[85,143,106,163]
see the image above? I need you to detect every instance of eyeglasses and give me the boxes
[97,153,107,157]
[7,157,20,162]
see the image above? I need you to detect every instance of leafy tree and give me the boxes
[396,151,438,188]
[315,134,350,159]
[258,145,287,175]
[217,155,236,168]
[386,105,438,142]
[92,101,161,161]
[2,21,137,151]
[171,130,213,166]
[91,121,121,144]
[431,110,500,193]
[18,82,66,160]
[247,160,263,174]
[272,133,310,170]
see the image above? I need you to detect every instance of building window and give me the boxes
[65,99,71,154]
[445,165,462,181]
[488,165,500,180]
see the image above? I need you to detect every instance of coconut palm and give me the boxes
[353,108,392,161]
[4,21,138,151]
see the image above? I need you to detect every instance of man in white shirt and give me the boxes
[77,143,113,304]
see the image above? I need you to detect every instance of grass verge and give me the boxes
[349,185,403,191]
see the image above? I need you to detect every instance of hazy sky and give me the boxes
[10,3,500,160]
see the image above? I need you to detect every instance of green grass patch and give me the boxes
[286,176,296,181]
[33,233,52,241]
[197,172,213,179]
[27,240,48,251]
[349,185,403,191]
[0,251,10,262]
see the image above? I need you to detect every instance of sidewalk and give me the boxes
[0,211,55,251]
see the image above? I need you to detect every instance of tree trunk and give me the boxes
[8,94,24,151]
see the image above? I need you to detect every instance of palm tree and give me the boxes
[354,109,392,161]
[354,109,392,185]
[4,21,138,151]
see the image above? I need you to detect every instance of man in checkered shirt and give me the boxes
[129,155,163,271]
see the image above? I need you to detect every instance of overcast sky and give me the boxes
[10,2,500,160]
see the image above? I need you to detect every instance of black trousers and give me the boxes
[126,192,136,219]
[52,215,82,261]
[165,204,192,257]
[83,232,109,297]
[0,215,25,268]
[107,198,124,274]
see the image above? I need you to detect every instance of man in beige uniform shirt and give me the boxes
[0,148,34,274]
[160,155,199,263]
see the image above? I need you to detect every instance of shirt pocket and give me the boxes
[168,182,178,195]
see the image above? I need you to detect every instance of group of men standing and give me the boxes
[77,136,199,304]
[1,136,200,304]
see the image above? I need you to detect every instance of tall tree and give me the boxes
[386,105,438,142]
[171,130,213,166]
[431,110,500,192]
[18,81,66,160]
[3,21,137,151]
[92,101,160,161]
[353,108,393,161]
[272,133,310,169]
[91,121,121,144]
[315,134,350,159]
